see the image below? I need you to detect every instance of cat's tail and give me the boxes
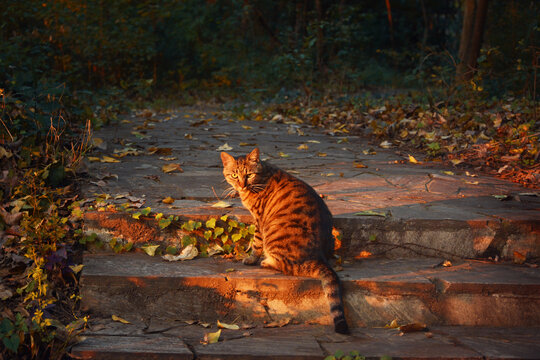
[292,260,350,334]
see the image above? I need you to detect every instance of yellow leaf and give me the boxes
[184,133,193,139]
[101,156,120,163]
[353,161,367,168]
[112,315,130,324]
[307,140,320,143]
[317,152,327,157]
[239,142,257,147]
[442,171,454,176]
[278,152,289,158]
[450,159,463,166]
[385,319,399,329]
[88,156,101,162]
[159,156,177,161]
[204,329,221,344]
[217,143,233,151]
[211,200,233,208]
[91,137,104,148]
[141,245,160,256]
[241,125,252,130]
[69,264,84,274]
[217,320,240,330]
[162,196,175,204]
[442,260,452,267]
[399,323,428,333]
[465,180,479,185]
[408,154,419,164]
[297,144,309,150]
[162,163,183,173]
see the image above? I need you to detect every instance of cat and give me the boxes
[220,148,349,334]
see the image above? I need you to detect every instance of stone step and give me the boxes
[80,253,540,328]
[70,319,540,359]
[82,207,540,261]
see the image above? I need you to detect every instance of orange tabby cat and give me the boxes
[221,148,349,334]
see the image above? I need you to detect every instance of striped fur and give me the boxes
[221,148,349,334]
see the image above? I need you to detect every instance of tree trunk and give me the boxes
[315,0,325,73]
[456,0,489,82]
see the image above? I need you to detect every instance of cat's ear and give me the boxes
[221,152,235,168]
[246,148,260,163]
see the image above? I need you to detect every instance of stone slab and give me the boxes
[70,335,192,360]
[80,253,540,328]
[70,320,540,360]
[80,106,540,261]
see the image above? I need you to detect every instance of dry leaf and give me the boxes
[162,163,183,173]
[379,140,393,149]
[162,244,198,261]
[442,171,454,176]
[278,152,289,158]
[264,318,290,328]
[203,329,221,344]
[318,152,327,157]
[111,315,130,324]
[87,156,101,162]
[239,142,257,147]
[241,125,252,130]
[217,143,233,151]
[513,251,526,264]
[385,319,399,329]
[442,260,452,267]
[217,320,240,330]
[162,196,175,204]
[353,161,367,168]
[408,154,419,164]
[297,144,309,150]
[141,245,160,256]
[399,323,427,333]
[450,159,464,166]
[148,147,173,155]
[101,156,120,163]
[211,200,233,208]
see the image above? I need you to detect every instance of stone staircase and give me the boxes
[71,106,540,359]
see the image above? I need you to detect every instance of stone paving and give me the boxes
[75,105,540,359]
[72,319,540,359]
[81,105,540,260]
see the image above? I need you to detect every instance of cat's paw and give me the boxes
[242,255,259,265]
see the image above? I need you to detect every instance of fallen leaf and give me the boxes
[493,194,509,200]
[87,156,101,162]
[354,210,388,217]
[141,244,160,256]
[465,180,479,185]
[385,319,399,329]
[148,147,172,156]
[297,144,309,150]
[442,260,452,267]
[69,264,84,274]
[101,156,120,163]
[353,161,367,168]
[212,200,233,208]
[162,196,175,204]
[442,171,454,176]
[278,152,289,158]
[217,320,240,330]
[239,142,257,147]
[450,159,464,166]
[318,152,327,157]
[513,251,526,264]
[207,243,224,256]
[111,315,130,324]
[408,154,419,164]
[162,244,198,261]
[354,251,372,259]
[307,140,320,143]
[131,131,150,139]
[264,318,290,328]
[399,323,427,333]
[363,148,376,155]
[241,125,252,130]
[0,285,13,301]
[379,140,393,149]
[204,329,221,344]
[162,163,183,173]
[217,143,233,151]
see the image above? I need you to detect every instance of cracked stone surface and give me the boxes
[71,318,540,359]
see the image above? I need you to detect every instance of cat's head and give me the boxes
[221,148,265,193]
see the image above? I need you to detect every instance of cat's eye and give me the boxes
[230,173,238,178]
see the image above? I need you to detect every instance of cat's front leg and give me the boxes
[243,229,263,265]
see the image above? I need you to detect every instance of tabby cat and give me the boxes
[220,148,349,334]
